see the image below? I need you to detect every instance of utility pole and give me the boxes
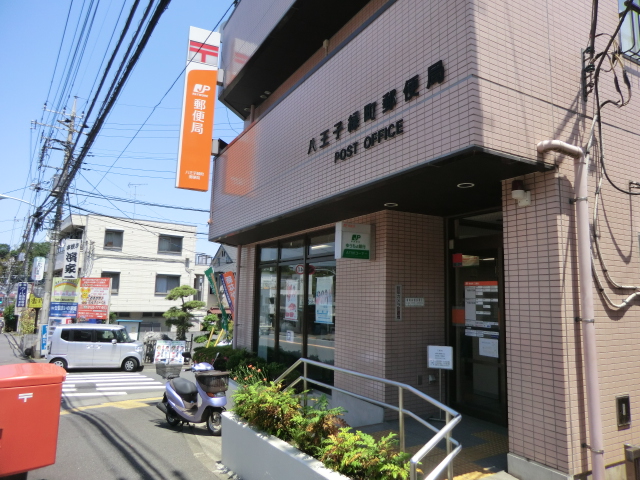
[40,98,81,330]
[128,183,147,219]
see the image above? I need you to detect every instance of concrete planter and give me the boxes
[222,412,349,480]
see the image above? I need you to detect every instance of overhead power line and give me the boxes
[71,188,209,212]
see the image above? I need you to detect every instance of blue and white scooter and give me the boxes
[156,353,229,435]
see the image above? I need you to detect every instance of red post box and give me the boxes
[0,363,66,477]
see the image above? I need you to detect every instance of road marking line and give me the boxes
[60,396,162,415]
[63,392,127,397]
[67,379,158,384]
[67,373,146,380]
[96,386,164,390]
[95,382,161,387]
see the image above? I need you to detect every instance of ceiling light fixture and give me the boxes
[457,182,474,188]
[384,202,398,207]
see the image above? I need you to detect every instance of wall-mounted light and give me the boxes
[384,202,398,208]
[511,180,531,207]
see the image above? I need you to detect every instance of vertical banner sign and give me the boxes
[204,267,215,291]
[285,279,299,321]
[76,278,112,321]
[62,239,81,279]
[221,271,236,314]
[315,276,334,324]
[176,27,220,192]
[17,283,28,308]
[31,256,46,281]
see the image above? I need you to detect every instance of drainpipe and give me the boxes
[232,245,241,350]
[536,138,604,480]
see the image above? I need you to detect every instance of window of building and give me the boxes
[621,0,640,61]
[158,235,182,254]
[155,274,180,294]
[101,271,120,294]
[256,231,336,385]
[117,312,131,318]
[104,230,123,249]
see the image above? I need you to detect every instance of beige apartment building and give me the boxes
[209,0,640,478]
[55,214,214,331]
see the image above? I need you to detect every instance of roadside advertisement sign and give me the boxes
[62,239,81,279]
[76,277,111,321]
[175,27,220,192]
[220,271,236,314]
[50,302,78,317]
[16,283,28,308]
[28,294,43,309]
[204,267,215,290]
[40,324,48,353]
[31,256,46,281]
[153,340,186,364]
[335,222,374,260]
[52,277,80,303]
[315,276,334,324]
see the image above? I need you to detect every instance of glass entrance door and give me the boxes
[448,214,506,425]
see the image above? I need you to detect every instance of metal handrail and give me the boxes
[275,358,461,480]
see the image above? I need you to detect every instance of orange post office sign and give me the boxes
[176,69,217,191]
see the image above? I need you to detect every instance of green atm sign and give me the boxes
[336,222,373,260]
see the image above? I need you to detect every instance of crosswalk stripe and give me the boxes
[65,375,145,379]
[96,386,164,391]
[65,379,158,384]
[63,392,127,397]
[95,382,162,387]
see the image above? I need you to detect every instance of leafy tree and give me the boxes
[0,244,10,259]
[201,313,219,332]
[30,242,50,259]
[163,285,205,340]
[3,305,17,332]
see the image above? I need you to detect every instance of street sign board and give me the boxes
[16,283,28,308]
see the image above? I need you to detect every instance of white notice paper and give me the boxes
[479,338,499,358]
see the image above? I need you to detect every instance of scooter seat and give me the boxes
[170,377,198,400]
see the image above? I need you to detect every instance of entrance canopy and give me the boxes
[211,146,554,246]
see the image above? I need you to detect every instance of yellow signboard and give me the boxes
[28,294,43,309]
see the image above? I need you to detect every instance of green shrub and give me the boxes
[320,429,410,479]
[233,382,302,441]
[194,335,209,344]
[232,383,410,479]
[192,345,235,369]
[4,305,17,332]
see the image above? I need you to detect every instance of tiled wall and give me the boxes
[211,0,478,240]
[235,210,445,418]
[217,0,640,476]
[486,0,640,475]
[503,170,576,473]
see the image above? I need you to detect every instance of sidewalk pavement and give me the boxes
[0,333,34,366]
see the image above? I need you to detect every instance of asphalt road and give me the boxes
[0,334,235,480]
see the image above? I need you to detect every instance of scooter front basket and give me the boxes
[195,371,230,393]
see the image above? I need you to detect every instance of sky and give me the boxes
[0,0,244,258]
